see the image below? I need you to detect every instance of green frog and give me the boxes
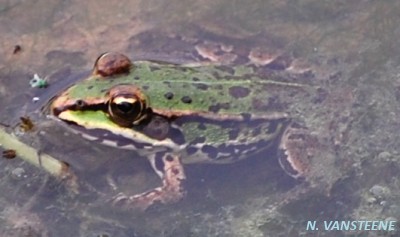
[50,52,311,210]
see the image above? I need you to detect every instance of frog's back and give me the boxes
[75,61,303,117]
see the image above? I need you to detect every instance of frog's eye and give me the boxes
[108,95,146,127]
[107,84,149,127]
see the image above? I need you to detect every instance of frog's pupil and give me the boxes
[117,102,134,113]
[115,100,143,120]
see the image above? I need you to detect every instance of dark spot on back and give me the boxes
[134,76,140,80]
[196,83,208,90]
[164,92,174,100]
[229,86,251,98]
[142,85,149,90]
[192,77,200,81]
[87,85,93,90]
[181,96,192,104]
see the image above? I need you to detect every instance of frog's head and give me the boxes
[48,53,176,150]
[51,82,150,130]
[51,53,150,128]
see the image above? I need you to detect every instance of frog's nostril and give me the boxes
[75,100,86,108]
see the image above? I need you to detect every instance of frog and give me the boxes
[49,51,312,210]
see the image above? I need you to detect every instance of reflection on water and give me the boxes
[1,0,400,236]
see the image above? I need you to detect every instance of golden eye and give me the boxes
[107,85,149,127]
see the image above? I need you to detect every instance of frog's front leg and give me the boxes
[112,152,186,210]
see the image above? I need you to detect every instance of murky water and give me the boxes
[1,0,400,236]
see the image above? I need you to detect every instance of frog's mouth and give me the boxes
[57,119,169,152]
[55,108,180,150]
